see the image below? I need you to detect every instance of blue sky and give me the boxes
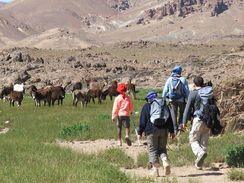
[0,0,12,3]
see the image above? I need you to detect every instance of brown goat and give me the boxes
[31,88,52,107]
[49,86,65,105]
[6,91,23,107]
[72,89,90,107]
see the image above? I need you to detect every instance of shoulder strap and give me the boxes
[170,77,181,89]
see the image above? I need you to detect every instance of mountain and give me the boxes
[0,2,6,8]
[0,0,116,32]
[0,0,243,49]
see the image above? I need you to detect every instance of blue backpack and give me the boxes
[168,77,185,100]
[194,86,222,132]
[150,98,170,128]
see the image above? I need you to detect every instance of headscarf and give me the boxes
[117,83,127,99]
[145,91,157,103]
[171,65,182,77]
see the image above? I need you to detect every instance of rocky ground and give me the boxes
[0,39,243,131]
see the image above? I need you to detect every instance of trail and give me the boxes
[57,139,243,183]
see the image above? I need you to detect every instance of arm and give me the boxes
[182,91,196,125]
[112,97,120,120]
[183,79,190,98]
[162,78,170,98]
[137,103,150,136]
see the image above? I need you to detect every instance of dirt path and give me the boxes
[57,139,242,183]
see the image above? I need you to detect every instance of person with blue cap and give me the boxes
[162,65,190,134]
[137,91,175,177]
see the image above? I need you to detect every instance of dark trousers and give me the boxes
[169,101,185,132]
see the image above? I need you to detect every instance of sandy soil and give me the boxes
[57,139,243,183]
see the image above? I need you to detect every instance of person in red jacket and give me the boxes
[112,83,134,146]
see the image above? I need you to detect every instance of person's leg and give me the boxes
[178,102,186,129]
[196,122,210,167]
[158,129,170,176]
[169,102,178,133]
[200,123,210,153]
[116,117,123,146]
[189,118,207,169]
[147,132,159,177]
[123,116,132,146]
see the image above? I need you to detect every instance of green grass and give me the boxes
[228,169,244,181]
[98,148,135,169]
[0,90,244,182]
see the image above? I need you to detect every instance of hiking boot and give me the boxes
[162,159,171,176]
[149,166,159,177]
[125,136,132,146]
[195,152,207,169]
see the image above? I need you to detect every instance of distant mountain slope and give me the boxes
[1,0,117,31]
[0,2,6,8]
[0,0,243,49]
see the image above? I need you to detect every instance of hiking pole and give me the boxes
[131,112,141,146]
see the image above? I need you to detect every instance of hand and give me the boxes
[112,118,116,123]
[138,135,142,140]
[182,123,187,129]
[170,133,176,139]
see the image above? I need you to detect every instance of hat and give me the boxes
[172,65,182,75]
[117,83,127,94]
[145,91,157,102]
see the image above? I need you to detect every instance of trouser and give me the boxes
[189,117,210,157]
[169,101,185,132]
[147,129,169,164]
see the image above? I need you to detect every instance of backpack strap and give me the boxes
[170,77,181,90]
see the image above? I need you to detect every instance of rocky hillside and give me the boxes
[0,2,5,8]
[0,0,243,49]
[137,0,243,24]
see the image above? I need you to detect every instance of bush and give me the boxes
[224,144,244,167]
[59,123,90,139]
[228,169,244,181]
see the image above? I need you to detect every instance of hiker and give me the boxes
[112,83,134,146]
[162,65,189,134]
[137,91,175,177]
[182,76,221,170]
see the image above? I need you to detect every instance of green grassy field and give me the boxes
[0,91,243,183]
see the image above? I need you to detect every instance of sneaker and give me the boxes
[195,163,203,170]
[162,159,171,176]
[195,152,207,169]
[125,136,132,146]
[149,166,159,177]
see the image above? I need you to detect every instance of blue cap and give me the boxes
[172,65,182,75]
[145,91,157,102]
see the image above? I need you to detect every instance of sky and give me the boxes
[0,0,12,3]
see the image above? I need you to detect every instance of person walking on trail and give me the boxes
[112,83,134,146]
[162,65,189,134]
[137,91,176,177]
[182,76,214,170]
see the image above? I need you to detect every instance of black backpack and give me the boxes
[195,86,223,133]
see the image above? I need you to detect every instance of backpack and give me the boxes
[195,86,222,131]
[150,98,169,128]
[168,77,185,100]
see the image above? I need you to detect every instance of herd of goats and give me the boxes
[0,80,137,107]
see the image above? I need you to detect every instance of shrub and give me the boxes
[224,144,244,167]
[59,123,90,139]
[228,169,244,181]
